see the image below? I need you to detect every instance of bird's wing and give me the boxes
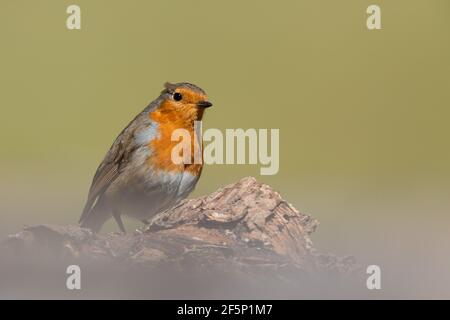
[79,114,143,223]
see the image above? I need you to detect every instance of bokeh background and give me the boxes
[1,0,449,298]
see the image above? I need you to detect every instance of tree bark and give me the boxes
[1,177,355,298]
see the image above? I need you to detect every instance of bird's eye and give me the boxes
[173,92,183,101]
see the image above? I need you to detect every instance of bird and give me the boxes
[79,82,213,232]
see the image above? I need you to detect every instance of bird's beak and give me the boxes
[197,100,213,108]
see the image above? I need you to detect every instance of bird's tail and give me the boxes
[79,201,110,233]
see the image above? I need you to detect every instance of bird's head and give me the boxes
[157,82,212,122]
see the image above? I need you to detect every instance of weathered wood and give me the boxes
[0,177,356,298]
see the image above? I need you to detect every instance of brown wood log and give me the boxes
[0,177,356,298]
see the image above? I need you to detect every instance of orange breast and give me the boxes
[147,102,203,176]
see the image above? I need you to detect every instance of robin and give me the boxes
[79,82,213,232]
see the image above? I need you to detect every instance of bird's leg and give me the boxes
[132,219,150,234]
[113,210,126,233]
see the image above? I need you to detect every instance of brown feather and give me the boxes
[79,112,144,223]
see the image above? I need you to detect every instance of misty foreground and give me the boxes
[0,177,360,299]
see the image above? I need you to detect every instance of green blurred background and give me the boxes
[1,1,450,294]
